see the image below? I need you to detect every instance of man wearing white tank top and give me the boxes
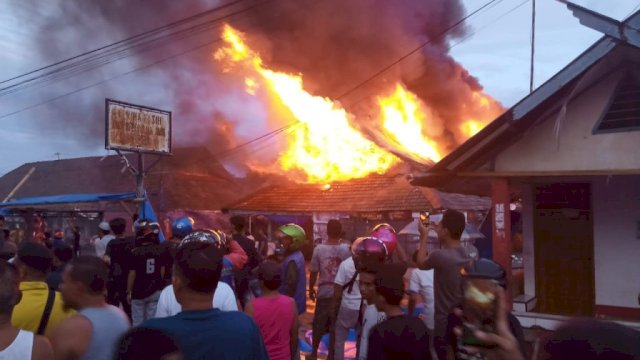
[49,256,129,360]
[0,260,53,360]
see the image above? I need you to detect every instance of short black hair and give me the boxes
[109,218,127,236]
[374,263,407,306]
[53,245,74,263]
[229,215,245,232]
[0,260,19,315]
[442,209,466,240]
[17,242,52,274]
[115,327,181,360]
[327,219,342,238]
[68,256,108,295]
[174,241,223,293]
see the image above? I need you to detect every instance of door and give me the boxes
[534,183,594,316]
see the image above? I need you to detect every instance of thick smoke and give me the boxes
[23,0,493,174]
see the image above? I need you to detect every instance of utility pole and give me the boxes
[54,152,61,160]
[530,0,536,93]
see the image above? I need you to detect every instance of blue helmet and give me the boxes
[172,216,194,239]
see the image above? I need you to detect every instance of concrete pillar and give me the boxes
[491,178,512,306]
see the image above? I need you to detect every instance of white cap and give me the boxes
[99,221,111,231]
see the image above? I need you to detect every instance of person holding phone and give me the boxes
[446,259,526,360]
[416,209,471,360]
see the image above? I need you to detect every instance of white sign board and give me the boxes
[105,99,172,154]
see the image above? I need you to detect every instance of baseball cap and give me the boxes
[256,260,281,282]
[99,221,111,231]
[17,242,53,273]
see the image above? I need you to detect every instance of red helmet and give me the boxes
[370,223,398,256]
[352,236,388,269]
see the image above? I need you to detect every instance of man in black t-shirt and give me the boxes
[127,221,168,326]
[368,263,432,360]
[104,217,133,320]
[230,215,262,307]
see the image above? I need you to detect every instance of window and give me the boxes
[593,72,640,134]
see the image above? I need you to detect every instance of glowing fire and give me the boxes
[215,24,503,183]
[216,24,396,183]
[377,84,442,162]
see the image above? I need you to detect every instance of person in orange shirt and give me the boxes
[11,242,75,337]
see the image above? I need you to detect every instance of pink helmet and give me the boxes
[351,237,388,268]
[370,223,398,256]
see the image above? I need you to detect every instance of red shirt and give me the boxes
[252,294,295,360]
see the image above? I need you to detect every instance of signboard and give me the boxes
[105,99,172,154]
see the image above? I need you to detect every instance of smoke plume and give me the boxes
[19,0,496,174]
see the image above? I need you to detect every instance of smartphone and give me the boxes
[461,277,499,348]
[419,211,430,226]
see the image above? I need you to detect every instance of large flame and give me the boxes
[216,24,396,183]
[377,84,442,162]
[215,24,503,183]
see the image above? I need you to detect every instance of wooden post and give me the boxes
[491,178,512,307]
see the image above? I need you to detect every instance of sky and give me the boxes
[0,0,638,176]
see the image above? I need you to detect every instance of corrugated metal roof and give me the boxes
[228,175,490,213]
[0,147,246,212]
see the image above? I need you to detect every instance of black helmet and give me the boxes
[462,258,507,288]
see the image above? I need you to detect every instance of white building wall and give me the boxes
[495,69,640,172]
[592,175,640,308]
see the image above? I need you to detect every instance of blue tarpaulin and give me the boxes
[0,192,164,241]
[0,193,138,207]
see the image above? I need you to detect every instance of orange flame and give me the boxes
[215,24,503,183]
[216,24,396,183]
[377,84,442,163]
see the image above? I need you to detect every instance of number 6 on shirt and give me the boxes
[146,258,155,274]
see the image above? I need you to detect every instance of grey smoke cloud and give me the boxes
[17,0,495,173]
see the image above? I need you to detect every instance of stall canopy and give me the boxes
[0,192,164,241]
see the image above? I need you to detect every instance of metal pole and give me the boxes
[136,152,145,216]
[3,167,36,202]
[529,0,536,93]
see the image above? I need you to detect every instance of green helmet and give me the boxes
[278,223,306,251]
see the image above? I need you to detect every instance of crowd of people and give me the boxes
[0,210,638,359]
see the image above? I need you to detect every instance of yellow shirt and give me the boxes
[11,281,76,337]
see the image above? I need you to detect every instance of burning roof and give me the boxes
[228,174,490,214]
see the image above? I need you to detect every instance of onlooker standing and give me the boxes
[11,242,75,337]
[357,262,386,360]
[230,215,262,307]
[46,244,74,291]
[94,222,115,258]
[127,221,167,326]
[276,224,307,315]
[245,260,298,360]
[407,250,435,332]
[104,218,133,321]
[367,263,431,360]
[308,219,351,360]
[140,240,269,359]
[332,257,361,360]
[417,209,471,359]
[0,260,53,359]
[49,256,129,360]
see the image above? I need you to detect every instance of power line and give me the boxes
[0,0,250,88]
[0,0,271,97]
[0,0,275,120]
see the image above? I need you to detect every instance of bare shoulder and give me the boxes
[50,315,92,359]
[32,335,54,360]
